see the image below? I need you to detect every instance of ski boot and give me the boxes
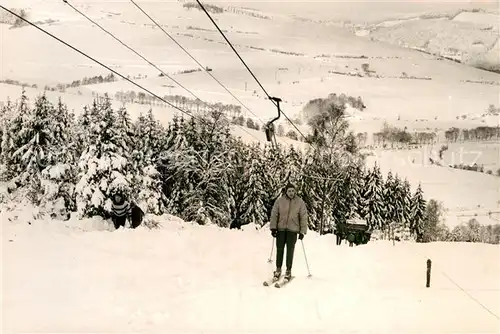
[284,270,292,281]
[273,269,282,280]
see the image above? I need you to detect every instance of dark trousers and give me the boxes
[113,215,127,229]
[276,230,298,271]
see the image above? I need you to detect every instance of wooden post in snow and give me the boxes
[426,259,432,288]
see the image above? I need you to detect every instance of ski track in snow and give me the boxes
[2,216,500,333]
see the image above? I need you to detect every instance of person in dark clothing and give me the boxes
[335,231,343,246]
[269,183,308,280]
[230,217,243,230]
[335,223,344,246]
[111,193,131,229]
[129,202,145,229]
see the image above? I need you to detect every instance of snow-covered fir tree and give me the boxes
[302,151,339,234]
[379,171,416,240]
[401,178,413,226]
[131,109,166,214]
[138,109,167,162]
[113,105,136,202]
[226,140,251,225]
[0,99,9,154]
[392,174,406,231]
[115,105,135,155]
[161,116,193,215]
[389,173,411,240]
[39,97,77,218]
[329,159,350,227]
[349,163,364,218]
[184,112,233,226]
[360,163,385,229]
[51,98,75,152]
[261,144,288,219]
[353,165,367,219]
[0,93,76,217]
[75,97,133,217]
[382,171,396,238]
[239,144,268,226]
[225,139,270,227]
[0,91,31,182]
[283,146,304,185]
[334,158,364,225]
[410,183,427,241]
[0,98,15,179]
[73,105,92,160]
[163,112,233,226]
[10,94,56,204]
[300,158,320,231]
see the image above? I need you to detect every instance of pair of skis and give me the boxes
[263,275,294,288]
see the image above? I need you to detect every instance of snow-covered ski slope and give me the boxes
[2,205,500,333]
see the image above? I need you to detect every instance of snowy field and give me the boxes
[366,149,500,228]
[2,208,500,333]
[1,0,499,127]
[369,10,500,65]
[439,141,500,171]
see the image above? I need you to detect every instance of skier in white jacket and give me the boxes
[269,182,308,280]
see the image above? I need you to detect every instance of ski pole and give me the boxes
[301,240,312,277]
[267,237,274,263]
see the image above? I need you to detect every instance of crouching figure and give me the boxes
[111,192,144,229]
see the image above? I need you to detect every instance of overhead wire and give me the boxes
[1,6,264,144]
[62,0,263,143]
[453,211,500,219]
[64,0,210,115]
[407,247,500,321]
[129,0,267,127]
[0,5,199,121]
[194,0,314,148]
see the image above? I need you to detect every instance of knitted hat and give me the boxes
[285,182,296,190]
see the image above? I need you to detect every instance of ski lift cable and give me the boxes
[302,173,343,181]
[0,6,196,120]
[63,0,263,143]
[194,0,314,149]
[129,0,267,127]
[65,1,227,118]
[409,247,500,321]
[0,6,264,144]
[454,211,500,218]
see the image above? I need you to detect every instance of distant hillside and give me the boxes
[363,10,500,73]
